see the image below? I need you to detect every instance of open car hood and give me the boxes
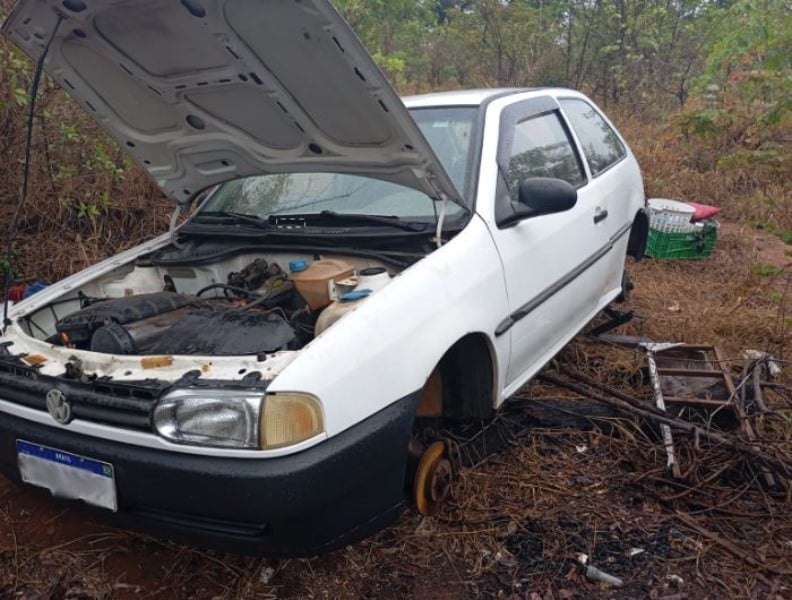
[3,0,464,208]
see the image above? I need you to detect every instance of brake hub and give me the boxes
[413,441,453,516]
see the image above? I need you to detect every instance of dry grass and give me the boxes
[624,227,791,359]
[619,112,792,234]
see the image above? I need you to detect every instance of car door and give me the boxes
[488,96,613,390]
[558,97,639,297]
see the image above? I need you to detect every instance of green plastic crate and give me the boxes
[646,221,718,260]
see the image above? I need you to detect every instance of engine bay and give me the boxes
[18,253,395,359]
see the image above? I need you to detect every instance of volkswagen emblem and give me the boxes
[46,389,72,425]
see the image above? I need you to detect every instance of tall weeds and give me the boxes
[0,32,170,290]
[624,69,792,232]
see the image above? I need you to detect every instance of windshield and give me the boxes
[199,106,478,221]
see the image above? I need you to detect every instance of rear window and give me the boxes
[560,99,626,176]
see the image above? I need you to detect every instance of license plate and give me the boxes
[16,440,117,511]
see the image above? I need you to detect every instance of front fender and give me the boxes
[267,216,510,437]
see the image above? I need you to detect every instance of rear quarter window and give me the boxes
[560,99,626,176]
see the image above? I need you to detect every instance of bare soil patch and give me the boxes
[0,222,790,599]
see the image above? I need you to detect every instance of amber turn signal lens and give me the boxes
[261,393,323,449]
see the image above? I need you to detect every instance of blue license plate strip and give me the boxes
[16,440,117,511]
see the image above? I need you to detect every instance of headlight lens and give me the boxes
[154,389,264,449]
[261,393,324,449]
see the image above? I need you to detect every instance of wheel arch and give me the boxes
[416,332,498,420]
[627,207,649,260]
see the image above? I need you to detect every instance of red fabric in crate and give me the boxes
[687,202,720,221]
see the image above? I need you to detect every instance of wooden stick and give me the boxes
[646,349,682,478]
[752,362,770,416]
[734,361,775,487]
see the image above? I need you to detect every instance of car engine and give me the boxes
[52,259,319,356]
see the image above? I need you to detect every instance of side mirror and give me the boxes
[497,177,578,228]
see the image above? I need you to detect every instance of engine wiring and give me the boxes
[195,283,264,299]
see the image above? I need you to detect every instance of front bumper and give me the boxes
[0,391,420,557]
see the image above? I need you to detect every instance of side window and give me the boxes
[507,111,586,198]
[560,99,626,176]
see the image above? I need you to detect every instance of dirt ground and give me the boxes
[0,222,790,599]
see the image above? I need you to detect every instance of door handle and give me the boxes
[593,209,609,224]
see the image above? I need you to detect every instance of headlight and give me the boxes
[153,389,325,450]
[261,392,323,449]
[154,389,264,449]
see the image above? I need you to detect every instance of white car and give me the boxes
[0,0,647,556]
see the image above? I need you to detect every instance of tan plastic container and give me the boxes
[314,268,392,335]
[314,297,361,336]
[290,259,355,310]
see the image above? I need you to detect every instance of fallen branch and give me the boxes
[539,370,792,482]
[674,511,790,578]
[508,396,626,432]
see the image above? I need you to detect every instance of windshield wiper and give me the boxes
[192,211,271,229]
[299,210,429,232]
[267,192,356,216]
[192,210,429,234]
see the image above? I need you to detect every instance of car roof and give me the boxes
[403,87,588,108]
[403,88,526,108]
